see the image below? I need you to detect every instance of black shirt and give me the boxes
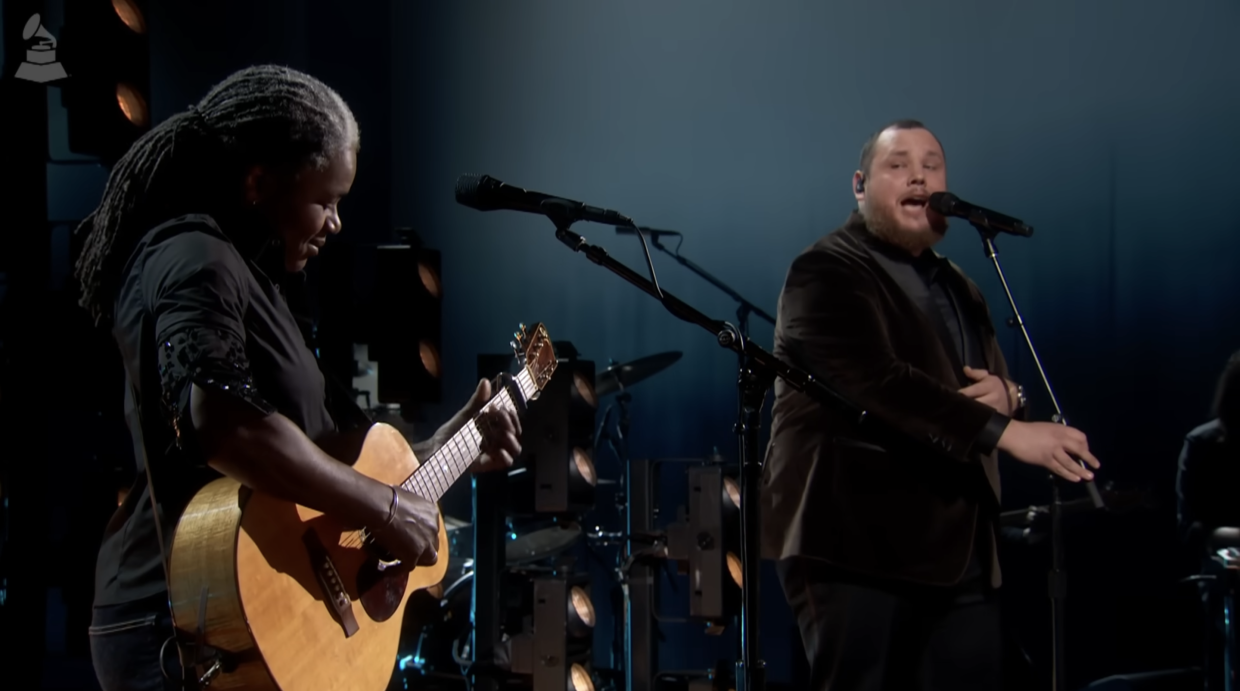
[1176,419,1240,556]
[94,214,342,606]
[857,227,1007,584]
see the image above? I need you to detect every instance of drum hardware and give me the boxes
[594,351,683,398]
[504,519,584,565]
[998,485,1155,546]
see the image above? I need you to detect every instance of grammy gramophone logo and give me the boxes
[14,13,69,84]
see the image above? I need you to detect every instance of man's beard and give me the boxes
[863,204,947,255]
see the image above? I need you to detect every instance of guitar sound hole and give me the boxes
[356,559,407,623]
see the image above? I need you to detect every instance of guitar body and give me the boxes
[167,423,450,691]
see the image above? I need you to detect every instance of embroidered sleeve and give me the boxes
[157,328,276,448]
[143,228,276,449]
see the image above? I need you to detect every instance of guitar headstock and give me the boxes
[512,322,557,398]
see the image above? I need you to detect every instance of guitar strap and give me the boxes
[136,313,216,691]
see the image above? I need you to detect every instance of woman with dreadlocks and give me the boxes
[76,65,522,690]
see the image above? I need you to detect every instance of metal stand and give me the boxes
[639,232,779,689]
[469,354,515,691]
[645,236,776,340]
[731,353,770,691]
[971,222,1105,691]
[623,454,656,691]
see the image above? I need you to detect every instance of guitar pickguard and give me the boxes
[356,559,408,623]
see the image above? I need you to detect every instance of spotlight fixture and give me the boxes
[509,345,598,515]
[61,0,151,163]
[506,574,598,691]
[369,231,443,405]
[667,464,743,623]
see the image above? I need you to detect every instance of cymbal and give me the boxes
[506,523,582,564]
[595,351,683,397]
[443,515,471,531]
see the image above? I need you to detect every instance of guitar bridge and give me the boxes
[302,529,360,638]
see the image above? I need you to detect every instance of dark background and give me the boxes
[1,0,1238,688]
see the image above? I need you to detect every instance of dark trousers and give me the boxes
[778,558,1002,691]
[89,593,184,691]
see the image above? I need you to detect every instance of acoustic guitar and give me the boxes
[165,323,559,690]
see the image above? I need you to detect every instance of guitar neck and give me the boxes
[399,368,538,502]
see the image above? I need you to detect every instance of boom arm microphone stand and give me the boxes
[968,218,1105,691]
[626,228,777,687]
[623,228,777,339]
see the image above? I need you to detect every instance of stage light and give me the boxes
[570,662,595,691]
[114,82,148,127]
[567,584,596,637]
[667,464,743,624]
[573,370,596,408]
[418,260,441,299]
[721,476,742,589]
[61,0,151,163]
[111,0,146,34]
[418,340,441,379]
[509,344,597,515]
[505,574,598,691]
[369,231,443,405]
[473,343,598,691]
[315,230,442,407]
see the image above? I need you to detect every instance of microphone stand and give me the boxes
[646,235,777,340]
[970,220,1105,691]
[539,211,963,691]
[641,236,780,685]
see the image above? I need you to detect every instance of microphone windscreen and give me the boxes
[927,192,958,215]
[454,174,486,209]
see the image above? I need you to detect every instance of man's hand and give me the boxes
[959,366,1017,415]
[997,420,1100,482]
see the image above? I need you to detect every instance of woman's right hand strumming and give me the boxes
[192,385,442,568]
[367,485,441,568]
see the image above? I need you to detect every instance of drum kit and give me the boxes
[399,349,686,687]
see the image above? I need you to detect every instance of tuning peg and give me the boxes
[519,323,527,335]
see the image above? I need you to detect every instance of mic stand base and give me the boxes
[972,223,1103,691]
[1050,475,1067,691]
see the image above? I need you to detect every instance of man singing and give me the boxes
[761,119,1101,690]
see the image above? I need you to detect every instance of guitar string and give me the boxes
[343,368,535,550]
[342,379,522,550]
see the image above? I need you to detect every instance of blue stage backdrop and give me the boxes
[388,0,1240,686]
[30,0,1240,687]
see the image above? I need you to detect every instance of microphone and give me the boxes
[928,192,1034,238]
[455,174,635,227]
[615,226,682,239]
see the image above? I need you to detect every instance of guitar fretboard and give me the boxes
[399,368,538,502]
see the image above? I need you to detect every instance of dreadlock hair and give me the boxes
[73,64,360,326]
